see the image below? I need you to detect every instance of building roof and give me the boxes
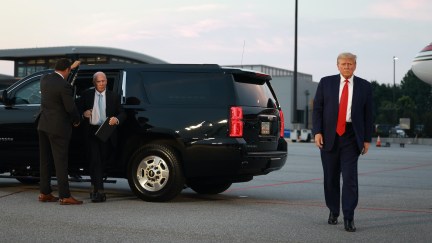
[0,46,168,64]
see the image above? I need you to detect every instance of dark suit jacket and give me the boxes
[312,74,373,152]
[37,72,80,139]
[78,88,126,145]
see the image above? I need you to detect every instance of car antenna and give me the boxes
[241,40,245,68]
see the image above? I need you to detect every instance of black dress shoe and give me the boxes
[91,192,106,203]
[328,212,338,225]
[344,219,356,232]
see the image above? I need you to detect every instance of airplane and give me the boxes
[412,43,432,85]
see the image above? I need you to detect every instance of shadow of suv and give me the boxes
[0,64,287,201]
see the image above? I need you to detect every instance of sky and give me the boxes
[0,0,431,85]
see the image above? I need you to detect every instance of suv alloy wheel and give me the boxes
[127,144,185,202]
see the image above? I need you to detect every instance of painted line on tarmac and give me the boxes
[0,190,26,199]
[358,163,432,176]
[225,163,432,214]
[227,163,431,192]
[226,177,323,192]
[244,199,432,214]
[356,206,432,214]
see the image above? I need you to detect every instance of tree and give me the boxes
[371,81,398,125]
[396,96,418,136]
[423,113,432,137]
[371,69,432,137]
[400,70,432,136]
[400,70,432,114]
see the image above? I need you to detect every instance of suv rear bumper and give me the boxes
[183,137,287,178]
[240,151,287,175]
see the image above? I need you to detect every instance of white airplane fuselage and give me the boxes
[412,43,432,85]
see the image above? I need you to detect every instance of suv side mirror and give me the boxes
[1,89,12,106]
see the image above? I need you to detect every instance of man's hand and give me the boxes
[314,133,323,149]
[73,121,80,127]
[83,109,92,118]
[71,60,81,70]
[109,116,119,126]
[361,142,370,155]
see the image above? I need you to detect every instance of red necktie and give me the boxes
[336,80,349,136]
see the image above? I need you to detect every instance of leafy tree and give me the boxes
[371,81,399,125]
[396,96,418,136]
[400,70,432,114]
[423,112,432,137]
[371,69,432,137]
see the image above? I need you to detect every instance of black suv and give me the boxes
[0,64,287,201]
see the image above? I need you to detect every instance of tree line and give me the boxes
[372,69,432,137]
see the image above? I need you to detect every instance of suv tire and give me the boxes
[189,182,232,194]
[127,144,185,202]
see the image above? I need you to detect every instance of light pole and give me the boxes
[292,0,298,124]
[304,90,309,128]
[393,56,398,124]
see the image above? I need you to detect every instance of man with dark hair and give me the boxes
[37,58,83,205]
[54,58,74,70]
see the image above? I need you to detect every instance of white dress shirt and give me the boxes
[339,75,353,122]
[90,90,106,125]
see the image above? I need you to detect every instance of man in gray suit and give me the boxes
[37,58,83,205]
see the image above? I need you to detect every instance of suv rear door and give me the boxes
[231,71,284,152]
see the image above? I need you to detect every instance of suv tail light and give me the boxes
[229,106,243,137]
[279,109,285,138]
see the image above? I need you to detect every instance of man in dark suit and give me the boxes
[38,58,83,205]
[312,52,373,232]
[79,71,126,202]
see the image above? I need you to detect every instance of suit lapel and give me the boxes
[105,91,113,116]
[351,76,359,114]
[331,75,340,109]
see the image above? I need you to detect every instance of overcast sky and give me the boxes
[0,0,431,85]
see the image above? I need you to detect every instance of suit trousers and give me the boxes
[320,124,360,220]
[88,125,110,192]
[38,130,71,198]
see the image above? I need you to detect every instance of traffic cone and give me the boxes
[376,136,381,147]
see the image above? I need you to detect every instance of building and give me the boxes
[0,46,168,78]
[0,46,317,131]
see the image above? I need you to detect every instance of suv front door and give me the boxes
[0,73,43,167]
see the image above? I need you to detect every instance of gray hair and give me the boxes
[337,52,357,64]
[92,71,106,81]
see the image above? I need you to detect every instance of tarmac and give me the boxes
[0,141,431,242]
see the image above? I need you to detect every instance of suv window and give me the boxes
[141,72,230,105]
[233,79,277,108]
[14,77,41,104]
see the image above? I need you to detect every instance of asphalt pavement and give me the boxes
[1,141,431,242]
